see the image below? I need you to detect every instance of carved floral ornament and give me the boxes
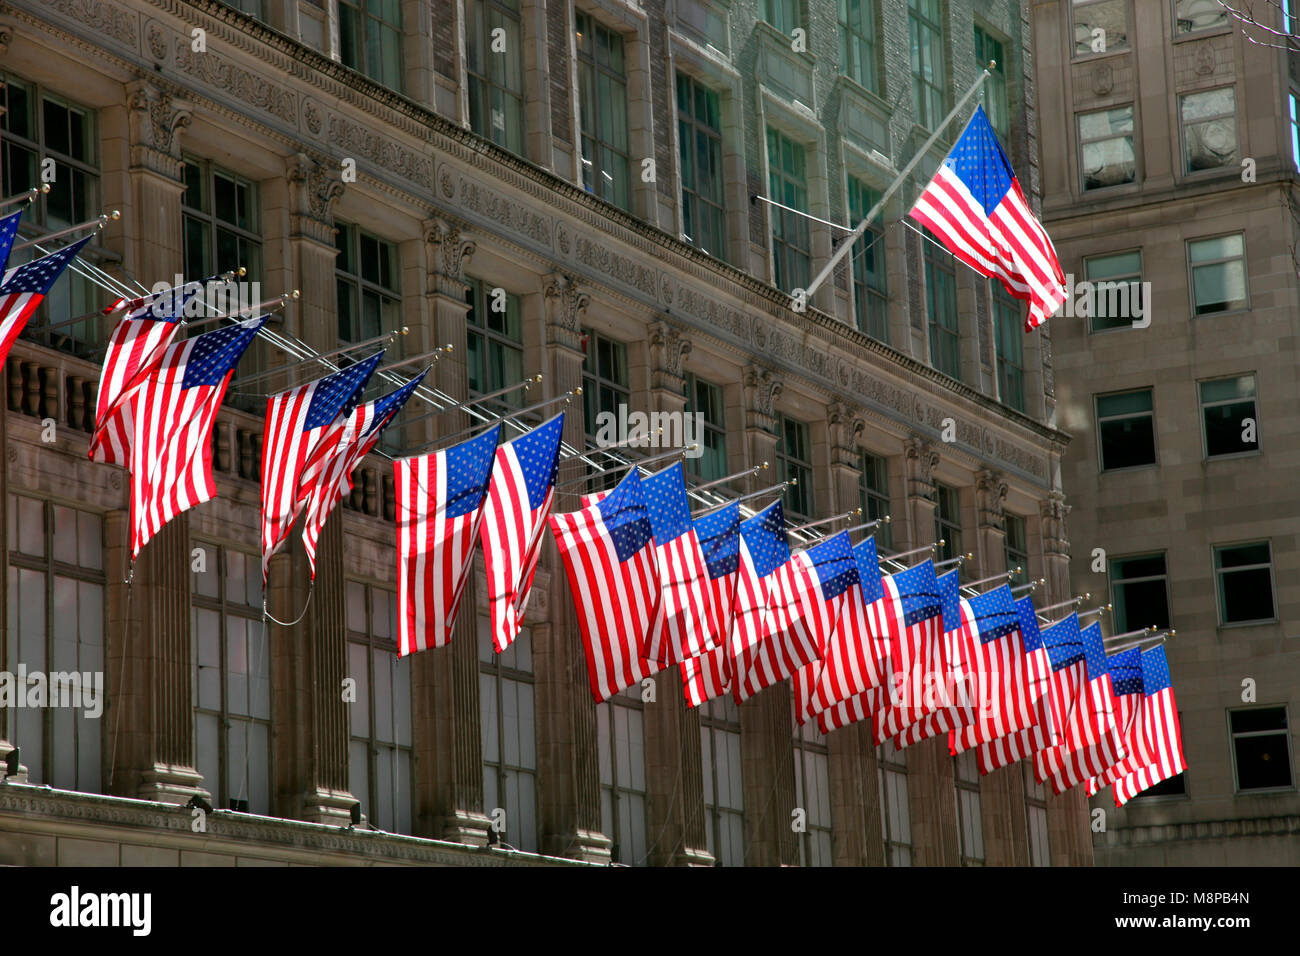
[425,218,476,282]
[126,82,193,160]
[743,365,783,419]
[287,152,344,225]
[976,469,1009,530]
[544,273,590,331]
[649,322,691,381]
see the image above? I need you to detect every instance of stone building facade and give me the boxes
[0,0,1091,866]
[1031,0,1300,865]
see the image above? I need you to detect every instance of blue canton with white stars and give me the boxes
[1080,620,1108,682]
[444,423,501,520]
[642,462,692,544]
[1141,645,1173,695]
[855,536,884,605]
[1041,614,1084,673]
[132,275,215,323]
[180,318,265,389]
[362,369,427,441]
[693,502,740,581]
[739,499,790,579]
[1107,648,1144,697]
[938,569,963,633]
[970,584,1019,644]
[894,559,941,626]
[597,470,654,562]
[510,413,564,511]
[303,351,384,430]
[945,105,1014,217]
[0,210,23,268]
[1015,597,1044,652]
[807,531,858,601]
[0,235,91,296]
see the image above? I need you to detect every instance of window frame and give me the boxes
[676,72,727,259]
[684,372,728,484]
[1227,705,1295,795]
[1172,0,1232,38]
[1198,373,1259,461]
[1077,104,1137,192]
[1179,85,1239,176]
[934,482,962,564]
[1023,762,1051,866]
[598,687,651,866]
[1186,231,1249,317]
[777,413,815,521]
[765,126,812,294]
[466,0,526,155]
[907,0,948,131]
[858,449,892,551]
[1083,248,1145,334]
[838,0,879,94]
[1004,512,1028,588]
[878,738,912,866]
[848,176,888,343]
[1212,540,1277,628]
[1070,0,1131,59]
[465,276,525,409]
[953,751,985,866]
[992,285,1025,411]
[478,614,541,852]
[974,24,1010,138]
[334,222,402,347]
[793,713,834,867]
[575,12,632,212]
[924,228,960,380]
[1095,386,1158,473]
[700,696,746,866]
[1108,551,1171,635]
[338,0,405,90]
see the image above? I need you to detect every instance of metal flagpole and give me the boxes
[0,184,48,210]
[12,210,120,251]
[790,507,861,534]
[690,479,791,516]
[881,541,941,561]
[553,445,695,490]
[1105,626,1159,644]
[1010,578,1045,596]
[418,389,580,451]
[1106,630,1173,653]
[688,462,768,494]
[103,267,245,316]
[840,515,889,537]
[402,375,543,426]
[228,325,407,387]
[965,568,1019,589]
[181,291,299,330]
[1078,603,1112,620]
[800,64,994,302]
[936,552,974,570]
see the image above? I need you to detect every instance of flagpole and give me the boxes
[553,445,695,490]
[1078,603,1112,620]
[690,479,791,516]
[841,515,889,537]
[379,346,451,374]
[102,268,246,316]
[800,64,993,302]
[1038,594,1087,617]
[12,209,120,251]
[936,552,974,570]
[1010,578,1045,596]
[965,568,1019,589]
[180,291,299,329]
[881,541,941,561]
[402,375,543,425]
[790,507,861,534]
[1106,630,1173,653]
[228,325,407,387]
[1105,626,1159,644]
[420,389,579,450]
[0,184,49,210]
[689,462,768,494]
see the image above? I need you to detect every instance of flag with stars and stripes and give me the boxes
[301,369,427,576]
[128,317,266,556]
[1112,645,1186,806]
[549,469,661,703]
[1033,618,1127,794]
[679,501,741,707]
[1085,648,1145,794]
[909,105,1067,330]
[0,210,23,270]
[395,421,501,656]
[949,584,1044,762]
[479,414,564,653]
[894,570,982,749]
[91,275,221,466]
[973,596,1059,774]
[0,235,92,366]
[642,462,717,667]
[871,559,945,745]
[259,352,383,580]
[788,532,857,723]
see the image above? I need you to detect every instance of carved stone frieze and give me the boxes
[829,402,866,468]
[544,273,589,350]
[649,322,691,393]
[1039,491,1071,558]
[904,437,939,503]
[175,39,296,124]
[743,365,783,434]
[976,469,1009,532]
[425,218,476,297]
[286,152,344,245]
[126,81,192,180]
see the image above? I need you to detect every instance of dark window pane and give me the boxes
[1234,732,1292,790]
[1134,773,1185,798]
[1204,399,1257,456]
[1220,567,1273,623]
[1099,416,1155,469]
[1231,708,1287,735]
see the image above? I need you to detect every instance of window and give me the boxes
[1188,234,1247,315]
[685,374,727,483]
[1214,542,1275,625]
[766,128,811,293]
[1023,763,1050,866]
[466,278,524,407]
[954,751,984,865]
[975,26,1009,137]
[1290,92,1300,172]
[934,483,962,563]
[1229,707,1293,792]
[1109,553,1170,633]
[576,13,631,212]
[479,615,539,851]
[581,329,629,439]
[764,0,802,33]
[858,451,892,550]
[1200,375,1258,458]
[339,0,403,90]
[1071,0,1129,56]
[2,78,102,354]
[467,0,525,154]
[346,582,412,833]
[793,715,833,866]
[839,0,878,93]
[6,496,103,792]
[1133,771,1186,798]
[700,697,745,866]
[993,287,1025,412]
[1175,0,1229,35]
[1084,250,1144,332]
[1004,513,1028,588]
[878,739,912,865]
[191,545,270,813]
[598,687,649,865]
[924,230,960,379]
[1181,88,1237,173]
[677,73,726,258]
[1096,388,1156,471]
[778,415,814,521]
[225,0,264,16]
[335,224,400,346]
[848,178,887,342]
[1078,106,1136,190]
[908,0,947,130]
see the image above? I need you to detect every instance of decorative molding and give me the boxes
[424,218,476,296]
[543,273,589,350]
[46,0,136,46]
[1097,814,1300,850]
[1038,491,1070,558]
[174,38,296,125]
[829,402,866,468]
[976,469,1009,532]
[0,17,15,55]
[126,81,191,180]
[743,365,783,434]
[329,112,432,189]
[904,437,939,503]
[649,322,691,393]
[286,152,344,245]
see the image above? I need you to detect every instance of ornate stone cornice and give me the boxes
[649,321,691,393]
[286,151,344,245]
[0,17,15,56]
[743,365,783,435]
[126,80,192,181]
[829,402,866,468]
[904,437,939,503]
[543,273,589,351]
[1038,490,1070,558]
[976,468,1009,532]
[424,217,476,297]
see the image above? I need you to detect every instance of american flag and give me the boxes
[871,559,944,746]
[549,469,660,703]
[479,414,564,653]
[301,370,427,576]
[1086,648,1145,795]
[895,570,981,749]
[909,105,1067,330]
[0,235,92,366]
[788,532,856,723]
[949,584,1042,760]
[260,352,383,579]
[0,210,23,268]
[641,462,717,666]
[91,276,217,465]
[1113,645,1186,806]
[128,317,265,556]
[679,501,741,707]
[395,422,501,656]
[974,596,1058,774]
[1033,619,1127,794]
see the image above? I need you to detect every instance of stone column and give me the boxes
[267,152,356,824]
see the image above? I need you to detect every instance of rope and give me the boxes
[262,578,315,628]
